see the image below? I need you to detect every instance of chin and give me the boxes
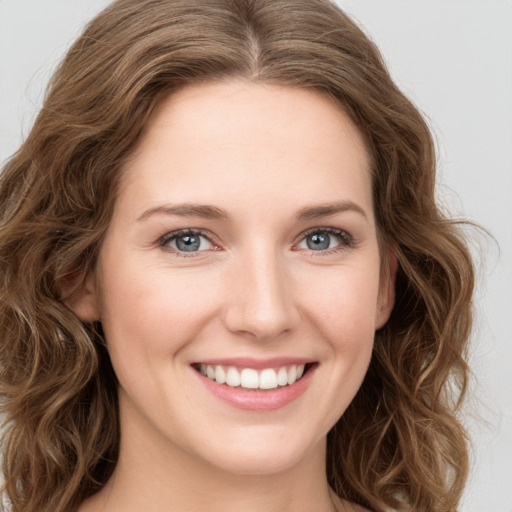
[208,450,311,477]
[188,423,325,477]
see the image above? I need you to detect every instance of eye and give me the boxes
[296,228,353,252]
[160,229,215,254]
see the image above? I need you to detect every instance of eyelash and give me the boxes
[159,227,356,257]
[159,228,217,257]
[296,227,356,255]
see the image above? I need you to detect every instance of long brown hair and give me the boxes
[0,1,473,511]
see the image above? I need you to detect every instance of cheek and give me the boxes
[298,263,381,348]
[98,260,221,363]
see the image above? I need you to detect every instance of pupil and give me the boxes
[307,233,330,250]
[176,235,200,252]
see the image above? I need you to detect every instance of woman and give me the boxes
[0,1,474,511]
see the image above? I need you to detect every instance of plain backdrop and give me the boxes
[0,1,511,511]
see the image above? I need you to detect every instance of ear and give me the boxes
[61,272,100,323]
[375,250,397,329]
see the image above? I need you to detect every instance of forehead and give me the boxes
[118,80,373,221]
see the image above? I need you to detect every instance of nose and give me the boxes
[222,249,301,340]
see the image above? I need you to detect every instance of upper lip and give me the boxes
[191,357,315,369]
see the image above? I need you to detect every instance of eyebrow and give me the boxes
[136,203,230,222]
[135,200,368,223]
[296,201,369,221]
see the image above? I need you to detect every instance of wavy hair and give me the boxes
[0,1,474,511]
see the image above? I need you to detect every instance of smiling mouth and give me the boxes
[191,363,316,391]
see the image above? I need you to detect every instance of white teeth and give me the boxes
[277,367,288,386]
[259,368,278,389]
[240,368,259,389]
[287,365,297,385]
[199,363,308,389]
[225,367,241,387]
[214,365,226,384]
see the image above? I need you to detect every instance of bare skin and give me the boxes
[74,81,390,512]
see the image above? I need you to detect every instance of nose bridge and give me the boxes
[223,242,299,339]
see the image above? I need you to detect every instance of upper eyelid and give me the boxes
[299,226,350,235]
[161,228,214,241]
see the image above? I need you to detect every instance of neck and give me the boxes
[80,399,341,512]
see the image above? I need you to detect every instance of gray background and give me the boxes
[1,1,511,511]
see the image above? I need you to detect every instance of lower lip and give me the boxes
[194,365,316,411]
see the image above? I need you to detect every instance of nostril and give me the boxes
[223,304,301,340]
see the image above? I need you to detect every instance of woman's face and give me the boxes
[77,81,394,475]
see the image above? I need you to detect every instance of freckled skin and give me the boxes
[75,81,393,512]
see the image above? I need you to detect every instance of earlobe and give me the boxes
[61,272,100,323]
[375,250,397,329]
